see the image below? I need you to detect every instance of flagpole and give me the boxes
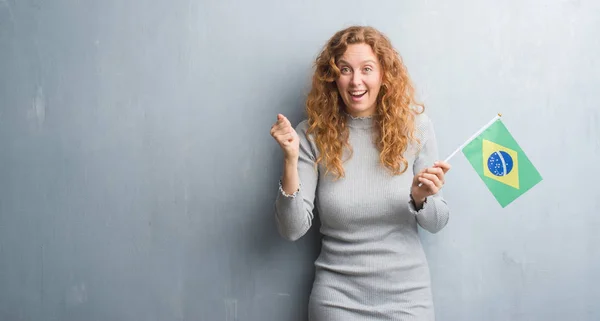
[443,113,502,163]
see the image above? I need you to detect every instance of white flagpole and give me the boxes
[443,113,502,163]
[417,113,502,187]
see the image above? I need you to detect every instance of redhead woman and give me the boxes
[270,25,451,321]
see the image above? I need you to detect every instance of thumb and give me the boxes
[277,114,291,126]
[280,115,292,127]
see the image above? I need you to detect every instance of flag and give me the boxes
[462,118,542,207]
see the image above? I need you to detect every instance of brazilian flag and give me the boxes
[462,119,542,207]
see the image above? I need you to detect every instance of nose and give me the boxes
[350,72,362,86]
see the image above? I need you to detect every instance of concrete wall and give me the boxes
[1,0,598,320]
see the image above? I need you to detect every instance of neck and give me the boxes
[344,112,374,129]
[344,105,376,119]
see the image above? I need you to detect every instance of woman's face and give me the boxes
[335,43,383,118]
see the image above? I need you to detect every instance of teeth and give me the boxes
[351,91,366,96]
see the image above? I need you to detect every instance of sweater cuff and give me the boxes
[408,195,428,215]
[278,180,300,198]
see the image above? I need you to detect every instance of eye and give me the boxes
[364,66,373,73]
[340,66,351,74]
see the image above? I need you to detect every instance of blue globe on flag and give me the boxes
[487,151,514,176]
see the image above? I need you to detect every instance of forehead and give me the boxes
[338,43,378,64]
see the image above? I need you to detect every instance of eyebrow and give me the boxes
[337,59,377,65]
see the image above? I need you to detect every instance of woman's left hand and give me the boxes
[410,161,451,208]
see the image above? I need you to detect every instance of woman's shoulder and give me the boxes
[295,119,310,132]
[412,109,432,124]
[294,118,316,143]
[412,109,432,127]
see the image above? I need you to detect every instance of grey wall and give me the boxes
[1,0,599,320]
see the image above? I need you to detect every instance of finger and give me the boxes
[418,177,437,191]
[274,127,293,139]
[414,172,429,187]
[271,124,281,137]
[421,172,440,183]
[421,173,442,188]
[282,116,292,128]
[425,167,444,177]
[272,127,289,138]
[433,161,452,173]
[425,167,445,183]
[275,132,294,144]
[275,120,292,133]
[277,114,292,128]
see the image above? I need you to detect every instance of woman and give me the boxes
[270,25,451,321]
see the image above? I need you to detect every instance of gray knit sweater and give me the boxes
[274,112,450,321]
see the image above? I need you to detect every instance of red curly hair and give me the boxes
[305,25,424,179]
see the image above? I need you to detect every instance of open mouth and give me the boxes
[349,90,367,99]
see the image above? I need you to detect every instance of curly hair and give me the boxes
[305,25,424,179]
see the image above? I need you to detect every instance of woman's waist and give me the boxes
[314,239,428,277]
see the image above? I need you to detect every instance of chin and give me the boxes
[345,104,375,117]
